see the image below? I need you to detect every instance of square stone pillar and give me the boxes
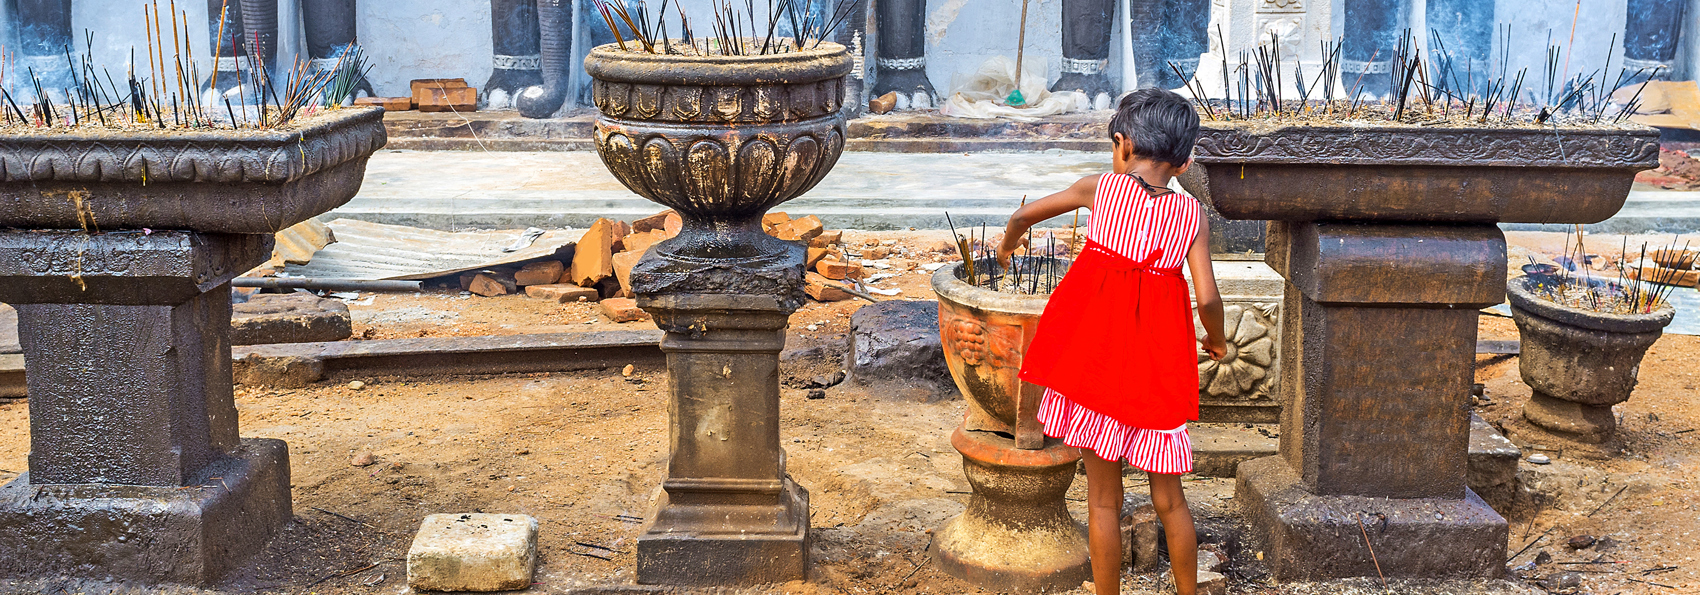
[0,230,293,585]
[634,293,809,586]
[1235,221,1510,580]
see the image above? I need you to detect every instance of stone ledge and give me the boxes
[1235,456,1507,581]
[0,438,291,586]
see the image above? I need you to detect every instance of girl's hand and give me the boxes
[1202,335,1227,361]
[995,243,1017,270]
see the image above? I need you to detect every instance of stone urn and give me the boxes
[0,106,386,585]
[1507,276,1673,443]
[931,257,1090,592]
[584,42,849,586]
[1186,121,1659,581]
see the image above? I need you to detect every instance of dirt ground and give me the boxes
[0,230,1695,594]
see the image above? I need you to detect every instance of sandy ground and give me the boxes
[0,230,1696,594]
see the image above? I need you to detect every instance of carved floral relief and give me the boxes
[1196,303,1278,399]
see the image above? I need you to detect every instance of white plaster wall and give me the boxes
[357,1,489,97]
[0,0,1687,109]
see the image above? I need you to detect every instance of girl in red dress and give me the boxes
[997,89,1227,595]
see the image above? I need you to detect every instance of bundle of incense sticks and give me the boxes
[592,0,858,56]
[0,0,368,131]
[1172,23,1650,125]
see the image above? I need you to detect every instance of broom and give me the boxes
[1007,0,1031,106]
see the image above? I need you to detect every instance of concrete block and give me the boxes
[407,513,539,592]
[233,354,325,388]
[525,283,600,303]
[850,301,955,399]
[230,293,352,346]
[514,260,565,286]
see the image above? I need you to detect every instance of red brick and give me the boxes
[525,283,600,303]
[513,260,565,286]
[569,218,616,287]
[413,79,477,112]
[613,250,646,298]
[864,246,890,259]
[354,96,412,111]
[622,229,668,256]
[773,215,824,243]
[806,246,831,268]
[815,258,863,280]
[805,273,854,302]
[663,212,683,237]
[469,272,514,297]
[632,210,674,233]
[600,297,650,323]
[762,212,792,231]
[811,230,842,248]
[610,220,632,252]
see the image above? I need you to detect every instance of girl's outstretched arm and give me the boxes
[1188,213,1227,360]
[995,175,1098,268]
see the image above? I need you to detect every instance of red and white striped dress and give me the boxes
[1021,172,1202,475]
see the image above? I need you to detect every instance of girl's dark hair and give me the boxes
[1107,89,1200,167]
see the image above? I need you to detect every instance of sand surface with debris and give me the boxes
[0,231,1694,594]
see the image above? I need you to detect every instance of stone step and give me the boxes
[382,110,1111,154]
[1185,414,1520,494]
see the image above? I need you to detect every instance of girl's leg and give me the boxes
[1083,450,1126,595]
[1148,472,1197,595]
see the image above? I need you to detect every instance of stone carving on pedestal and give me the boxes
[873,0,936,108]
[302,0,374,98]
[487,0,545,110]
[1625,0,1687,82]
[585,42,850,586]
[1197,303,1277,400]
[1053,0,1117,104]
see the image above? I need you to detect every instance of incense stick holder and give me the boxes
[0,105,384,586]
[585,41,850,587]
[1188,121,1659,581]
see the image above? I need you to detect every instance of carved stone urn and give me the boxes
[0,106,386,585]
[931,257,1090,592]
[584,42,849,586]
[1186,122,1659,581]
[1507,276,1673,443]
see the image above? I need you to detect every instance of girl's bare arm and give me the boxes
[1187,213,1226,360]
[996,175,1098,267]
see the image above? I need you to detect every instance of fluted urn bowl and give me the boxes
[933,257,1071,437]
[0,106,386,234]
[1183,121,1660,223]
[585,42,850,263]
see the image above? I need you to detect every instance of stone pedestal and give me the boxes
[933,428,1089,592]
[634,293,809,586]
[1236,221,1509,581]
[0,230,293,585]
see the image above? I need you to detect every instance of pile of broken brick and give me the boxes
[452,210,890,322]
